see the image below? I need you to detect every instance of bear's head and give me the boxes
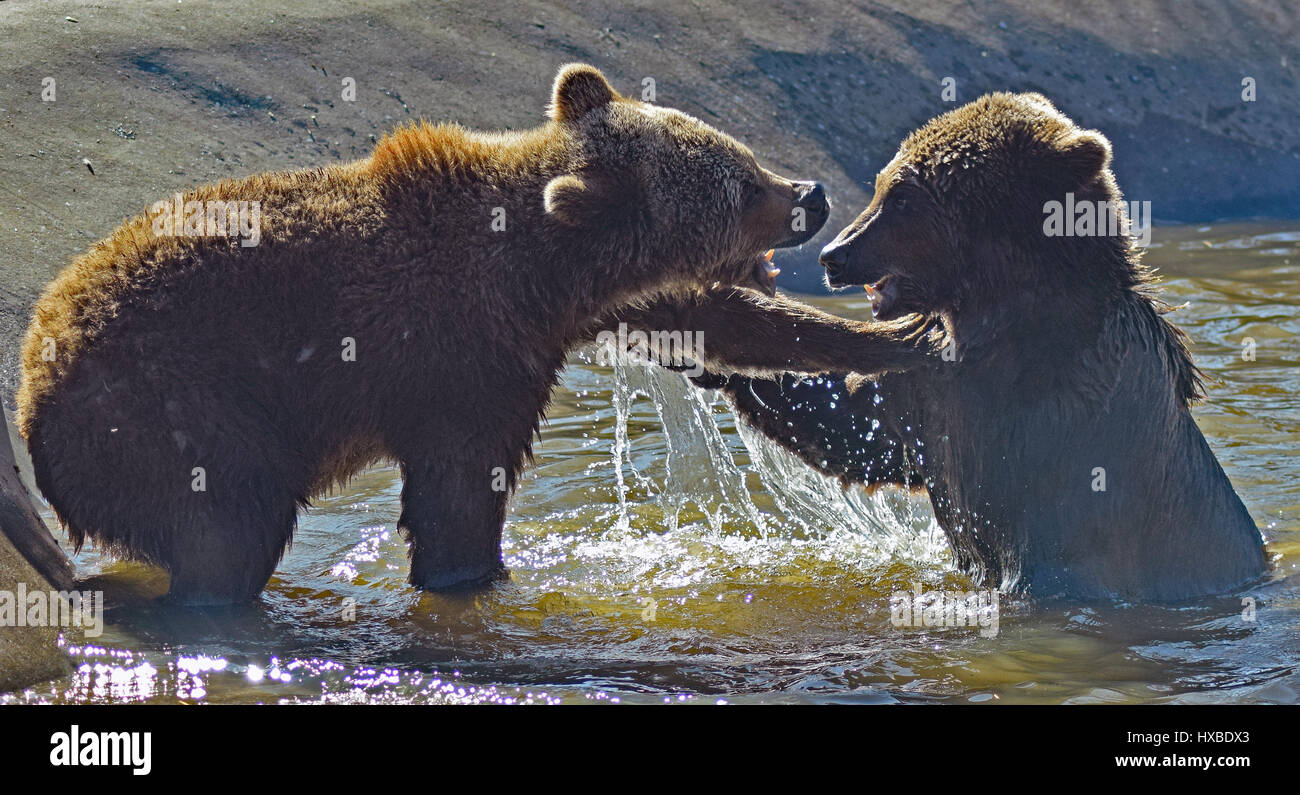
[818,92,1120,320]
[543,64,829,295]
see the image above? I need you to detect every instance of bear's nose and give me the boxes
[819,241,848,271]
[796,182,828,214]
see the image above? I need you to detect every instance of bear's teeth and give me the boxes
[863,284,876,295]
[768,267,781,277]
[764,249,775,262]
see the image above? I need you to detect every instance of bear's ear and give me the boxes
[543,170,642,229]
[549,64,618,123]
[543,175,592,222]
[1051,129,1112,185]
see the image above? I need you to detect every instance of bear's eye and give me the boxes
[892,194,909,212]
[741,181,764,207]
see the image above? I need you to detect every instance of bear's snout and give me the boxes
[795,181,829,233]
[796,182,828,214]
[819,229,890,290]
[818,239,852,285]
[773,181,829,248]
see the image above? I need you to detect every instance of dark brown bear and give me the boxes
[651,93,1266,601]
[16,64,938,604]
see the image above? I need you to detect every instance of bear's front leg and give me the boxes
[398,458,510,591]
[600,287,947,379]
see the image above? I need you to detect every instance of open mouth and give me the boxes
[863,275,899,318]
[748,249,780,296]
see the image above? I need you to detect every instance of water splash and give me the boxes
[599,341,948,569]
[641,365,767,536]
[733,417,946,565]
[604,342,766,536]
[607,352,638,534]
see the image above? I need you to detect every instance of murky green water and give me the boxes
[4,222,1298,704]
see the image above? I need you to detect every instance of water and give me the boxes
[4,222,1298,704]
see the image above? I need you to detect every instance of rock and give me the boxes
[0,407,75,693]
[1,409,73,591]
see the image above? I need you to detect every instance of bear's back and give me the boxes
[15,162,383,437]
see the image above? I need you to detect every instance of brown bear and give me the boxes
[632,93,1267,601]
[15,64,940,605]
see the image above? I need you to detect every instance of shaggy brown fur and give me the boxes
[643,93,1266,601]
[16,64,938,604]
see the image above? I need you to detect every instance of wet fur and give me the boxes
[15,65,850,604]
[676,94,1266,601]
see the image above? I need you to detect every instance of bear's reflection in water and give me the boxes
[9,222,1300,705]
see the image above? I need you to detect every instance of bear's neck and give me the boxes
[948,240,1188,396]
[955,291,1138,402]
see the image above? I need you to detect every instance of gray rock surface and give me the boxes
[0,408,74,693]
